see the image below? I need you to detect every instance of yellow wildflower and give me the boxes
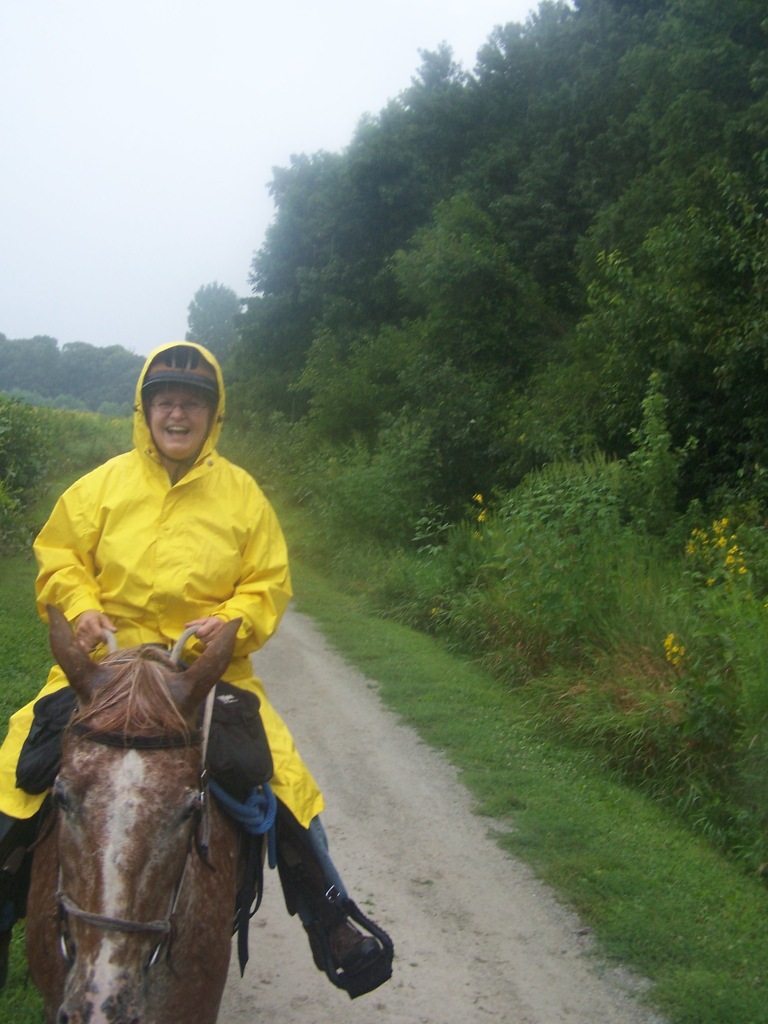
[664,632,686,668]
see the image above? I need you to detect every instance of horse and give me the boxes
[25,607,243,1024]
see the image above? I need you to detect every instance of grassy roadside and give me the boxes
[0,551,49,1021]
[288,555,768,1024]
[0,476,83,1020]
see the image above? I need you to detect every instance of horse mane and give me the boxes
[72,646,193,739]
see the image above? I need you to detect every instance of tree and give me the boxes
[232,0,768,519]
[186,283,242,363]
[0,336,141,412]
[574,160,768,508]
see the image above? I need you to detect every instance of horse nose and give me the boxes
[57,1005,141,1024]
[57,1009,97,1024]
[58,1007,141,1024]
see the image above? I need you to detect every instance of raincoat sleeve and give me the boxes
[34,480,103,623]
[208,484,293,655]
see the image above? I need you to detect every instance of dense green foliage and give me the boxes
[220,0,768,876]
[0,334,142,415]
[231,0,768,519]
[0,553,51,1020]
[0,397,51,550]
[0,402,131,551]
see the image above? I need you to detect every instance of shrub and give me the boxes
[0,479,28,553]
[0,396,53,499]
[0,401,130,552]
[299,419,437,547]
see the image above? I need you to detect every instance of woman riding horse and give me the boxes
[0,341,392,997]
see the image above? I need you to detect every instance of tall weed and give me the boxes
[437,455,632,676]
[298,420,436,546]
[0,479,27,553]
[36,407,131,475]
[0,397,52,498]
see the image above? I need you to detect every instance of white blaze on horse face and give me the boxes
[90,749,154,992]
[101,749,147,912]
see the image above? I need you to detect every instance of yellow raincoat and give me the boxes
[0,342,324,827]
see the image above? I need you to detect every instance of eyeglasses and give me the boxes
[150,399,209,415]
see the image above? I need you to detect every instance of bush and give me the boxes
[40,408,131,473]
[0,479,29,553]
[290,419,437,547]
[0,396,53,499]
[0,401,131,553]
[434,456,631,675]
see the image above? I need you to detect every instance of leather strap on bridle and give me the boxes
[68,721,201,749]
[56,807,200,972]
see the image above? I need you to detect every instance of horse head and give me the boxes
[29,607,241,1024]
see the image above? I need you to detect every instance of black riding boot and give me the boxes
[0,811,40,990]
[275,804,393,999]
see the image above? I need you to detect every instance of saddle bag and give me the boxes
[204,682,273,799]
[16,688,77,793]
[16,680,272,799]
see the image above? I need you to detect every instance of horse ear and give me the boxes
[47,605,97,698]
[174,618,242,716]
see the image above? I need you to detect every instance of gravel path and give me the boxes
[217,607,664,1024]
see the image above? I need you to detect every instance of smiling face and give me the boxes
[147,386,213,475]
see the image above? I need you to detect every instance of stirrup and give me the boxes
[310,888,393,999]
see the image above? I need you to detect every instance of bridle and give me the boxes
[57,724,208,972]
[56,629,214,973]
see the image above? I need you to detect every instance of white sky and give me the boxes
[1,0,538,357]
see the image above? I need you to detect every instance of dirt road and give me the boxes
[218,608,664,1024]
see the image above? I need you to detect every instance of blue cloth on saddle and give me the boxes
[209,779,277,867]
[209,780,277,975]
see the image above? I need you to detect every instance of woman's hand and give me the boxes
[75,610,117,653]
[185,616,228,646]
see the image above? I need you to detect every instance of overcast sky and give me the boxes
[1,0,538,357]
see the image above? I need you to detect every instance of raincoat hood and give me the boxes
[133,341,226,464]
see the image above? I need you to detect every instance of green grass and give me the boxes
[0,420,130,1019]
[289,557,768,1024]
[0,552,48,1021]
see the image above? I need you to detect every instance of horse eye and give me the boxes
[52,778,72,812]
[181,791,201,820]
